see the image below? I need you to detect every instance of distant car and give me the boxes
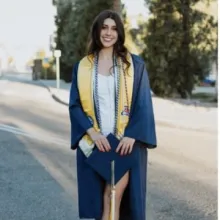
[201,76,216,87]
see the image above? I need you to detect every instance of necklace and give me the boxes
[94,53,120,136]
[94,53,130,137]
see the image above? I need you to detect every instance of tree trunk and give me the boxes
[113,0,121,15]
[215,56,218,101]
[181,0,192,98]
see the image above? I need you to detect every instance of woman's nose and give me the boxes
[106,28,111,35]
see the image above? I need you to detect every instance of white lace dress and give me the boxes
[97,74,115,136]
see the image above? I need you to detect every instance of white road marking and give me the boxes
[0,123,69,147]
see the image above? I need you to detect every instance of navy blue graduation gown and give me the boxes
[69,54,157,220]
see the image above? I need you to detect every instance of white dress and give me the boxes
[97,74,115,136]
[78,73,116,157]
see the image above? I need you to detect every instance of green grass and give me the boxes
[191,92,217,102]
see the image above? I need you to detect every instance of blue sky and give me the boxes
[0,0,148,68]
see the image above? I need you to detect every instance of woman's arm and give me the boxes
[124,62,157,149]
[69,63,111,151]
[69,62,93,149]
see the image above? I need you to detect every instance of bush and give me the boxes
[40,66,56,80]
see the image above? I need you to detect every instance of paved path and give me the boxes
[0,73,217,220]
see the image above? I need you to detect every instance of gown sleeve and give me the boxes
[69,62,93,150]
[124,62,157,149]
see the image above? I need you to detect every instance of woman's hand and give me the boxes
[116,137,135,155]
[87,128,111,152]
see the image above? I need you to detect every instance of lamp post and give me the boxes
[54,50,61,89]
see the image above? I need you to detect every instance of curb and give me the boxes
[39,80,69,106]
[51,93,69,106]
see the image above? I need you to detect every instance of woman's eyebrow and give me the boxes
[103,24,117,28]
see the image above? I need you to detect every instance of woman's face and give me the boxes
[100,18,118,48]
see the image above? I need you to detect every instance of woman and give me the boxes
[69,10,157,220]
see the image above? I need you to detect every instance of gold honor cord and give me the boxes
[109,160,116,220]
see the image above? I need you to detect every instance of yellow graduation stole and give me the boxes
[77,53,134,157]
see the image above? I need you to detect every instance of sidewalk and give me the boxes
[40,80,70,106]
[40,80,217,133]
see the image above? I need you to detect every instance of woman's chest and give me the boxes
[97,75,115,99]
[97,60,114,75]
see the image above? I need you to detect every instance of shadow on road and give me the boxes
[0,124,79,220]
[0,102,69,140]
[0,74,50,91]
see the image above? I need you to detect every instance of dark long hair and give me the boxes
[87,10,130,70]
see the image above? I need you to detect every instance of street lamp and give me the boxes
[54,50,61,89]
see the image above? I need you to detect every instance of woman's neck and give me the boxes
[99,47,114,60]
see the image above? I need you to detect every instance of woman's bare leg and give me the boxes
[101,184,111,220]
[101,172,129,220]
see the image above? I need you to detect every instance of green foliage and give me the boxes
[39,59,56,80]
[54,0,113,82]
[40,67,56,80]
[137,0,217,98]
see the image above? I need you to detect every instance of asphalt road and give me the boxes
[0,73,217,220]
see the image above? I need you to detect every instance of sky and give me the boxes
[122,0,149,27]
[122,0,147,16]
[0,0,56,69]
[0,0,148,70]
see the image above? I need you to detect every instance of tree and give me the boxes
[53,0,114,82]
[140,0,217,98]
[52,0,75,81]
